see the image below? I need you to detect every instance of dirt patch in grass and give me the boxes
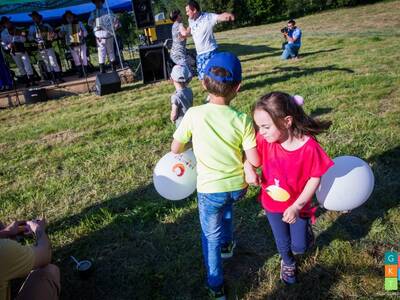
[40,130,85,146]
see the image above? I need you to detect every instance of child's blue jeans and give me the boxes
[266,211,310,265]
[197,188,247,290]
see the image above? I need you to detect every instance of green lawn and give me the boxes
[1,1,399,299]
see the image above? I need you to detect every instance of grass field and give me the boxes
[1,1,400,299]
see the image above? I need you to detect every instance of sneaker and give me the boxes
[280,260,296,285]
[207,285,226,300]
[221,241,236,259]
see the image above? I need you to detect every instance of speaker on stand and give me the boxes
[132,0,155,30]
[139,44,168,84]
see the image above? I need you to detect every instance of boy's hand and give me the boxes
[282,206,299,224]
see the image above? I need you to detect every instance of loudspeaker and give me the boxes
[95,71,121,96]
[132,0,155,29]
[24,87,47,104]
[139,44,168,84]
[155,23,173,43]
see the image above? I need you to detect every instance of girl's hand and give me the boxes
[282,206,299,224]
[245,168,260,186]
[244,160,260,186]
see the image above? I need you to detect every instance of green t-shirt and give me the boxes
[173,103,256,193]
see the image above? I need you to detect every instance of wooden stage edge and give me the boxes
[0,67,135,109]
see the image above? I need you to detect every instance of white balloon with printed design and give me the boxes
[153,149,197,201]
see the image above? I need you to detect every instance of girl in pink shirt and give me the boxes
[245,91,334,285]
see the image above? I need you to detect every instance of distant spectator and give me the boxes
[0,219,60,300]
[281,19,302,60]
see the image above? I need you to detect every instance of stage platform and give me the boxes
[0,67,135,109]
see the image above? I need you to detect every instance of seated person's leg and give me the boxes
[292,45,300,58]
[281,44,291,60]
[16,264,60,300]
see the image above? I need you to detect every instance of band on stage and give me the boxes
[0,0,120,91]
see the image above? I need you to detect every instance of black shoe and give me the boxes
[28,76,37,87]
[207,285,226,300]
[78,67,84,78]
[221,240,236,259]
[55,72,65,83]
[111,61,117,72]
[99,63,105,74]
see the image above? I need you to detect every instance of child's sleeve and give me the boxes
[173,109,192,144]
[171,94,179,106]
[309,142,334,178]
[241,116,257,151]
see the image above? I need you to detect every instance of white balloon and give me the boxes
[153,149,197,201]
[316,156,374,211]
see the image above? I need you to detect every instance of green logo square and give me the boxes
[385,278,398,291]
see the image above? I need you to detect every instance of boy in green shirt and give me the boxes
[171,52,260,299]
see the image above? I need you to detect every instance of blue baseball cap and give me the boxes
[204,52,242,83]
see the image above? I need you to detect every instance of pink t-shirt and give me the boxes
[256,133,334,216]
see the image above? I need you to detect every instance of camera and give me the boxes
[281,27,288,34]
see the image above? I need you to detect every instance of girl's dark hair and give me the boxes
[187,1,201,12]
[253,92,331,137]
[170,9,181,22]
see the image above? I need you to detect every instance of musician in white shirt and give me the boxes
[0,16,36,87]
[28,11,64,83]
[88,0,120,73]
[60,10,88,78]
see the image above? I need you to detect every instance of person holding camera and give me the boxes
[281,19,302,60]
[0,219,60,300]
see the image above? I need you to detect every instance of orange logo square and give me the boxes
[385,265,397,278]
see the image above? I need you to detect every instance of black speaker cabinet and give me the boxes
[24,87,47,104]
[132,0,155,29]
[139,44,168,84]
[95,71,121,96]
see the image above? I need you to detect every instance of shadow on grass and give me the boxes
[310,107,333,118]
[242,65,355,90]
[218,43,281,58]
[299,48,341,58]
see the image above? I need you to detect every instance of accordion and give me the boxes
[94,14,116,39]
[66,23,84,46]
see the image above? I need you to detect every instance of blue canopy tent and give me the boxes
[0,0,132,25]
